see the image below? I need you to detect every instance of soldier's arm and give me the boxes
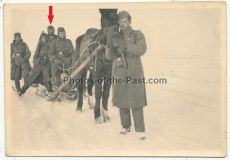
[69,40,76,55]
[48,40,57,61]
[23,43,31,60]
[11,43,14,58]
[69,40,78,63]
[33,43,42,64]
[35,41,42,54]
[126,31,147,56]
[11,43,14,63]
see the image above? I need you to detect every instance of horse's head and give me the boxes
[106,26,119,46]
[99,9,118,19]
[91,25,119,47]
[99,9,119,29]
[89,9,119,54]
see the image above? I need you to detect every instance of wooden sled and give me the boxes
[47,44,103,101]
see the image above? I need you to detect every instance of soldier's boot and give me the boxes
[31,83,39,88]
[19,84,29,96]
[120,126,130,134]
[138,132,146,140]
[18,76,30,96]
[14,78,20,92]
[44,81,54,96]
[46,81,53,92]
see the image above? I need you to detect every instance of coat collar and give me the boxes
[48,33,57,37]
[57,37,66,41]
[48,33,55,36]
[120,26,133,35]
[13,39,23,44]
[40,41,50,46]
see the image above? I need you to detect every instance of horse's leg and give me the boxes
[94,68,103,123]
[88,70,95,109]
[88,70,94,96]
[102,82,111,121]
[76,68,87,112]
[102,66,112,121]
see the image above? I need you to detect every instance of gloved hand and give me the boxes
[12,56,20,65]
[112,33,127,49]
[54,58,62,65]
[17,56,27,63]
[34,57,42,65]
[40,58,48,66]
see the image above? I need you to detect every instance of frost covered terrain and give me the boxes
[8,56,223,156]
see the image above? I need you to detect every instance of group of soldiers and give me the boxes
[11,10,148,139]
[11,25,77,96]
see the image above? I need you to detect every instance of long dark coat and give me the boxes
[28,41,52,85]
[112,26,147,109]
[11,40,31,80]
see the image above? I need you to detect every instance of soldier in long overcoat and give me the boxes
[110,11,147,139]
[11,32,31,93]
[18,33,53,96]
[48,27,77,88]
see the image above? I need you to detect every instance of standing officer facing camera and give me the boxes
[110,11,147,139]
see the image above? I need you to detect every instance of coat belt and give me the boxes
[14,53,21,56]
[127,53,139,59]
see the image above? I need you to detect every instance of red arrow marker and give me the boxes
[47,6,54,24]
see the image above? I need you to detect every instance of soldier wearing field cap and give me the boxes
[111,11,147,139]
[48,27,77,87]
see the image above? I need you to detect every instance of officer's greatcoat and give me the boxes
[112,26,147,109]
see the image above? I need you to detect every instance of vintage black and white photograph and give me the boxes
[4,2,227,157]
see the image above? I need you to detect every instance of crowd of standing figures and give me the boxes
[11,9,148,139]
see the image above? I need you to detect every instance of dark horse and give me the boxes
[75,9,119,123]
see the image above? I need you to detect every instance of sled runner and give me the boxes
[35,91,49,99]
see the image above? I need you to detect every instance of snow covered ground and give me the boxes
[6,56,224,156]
